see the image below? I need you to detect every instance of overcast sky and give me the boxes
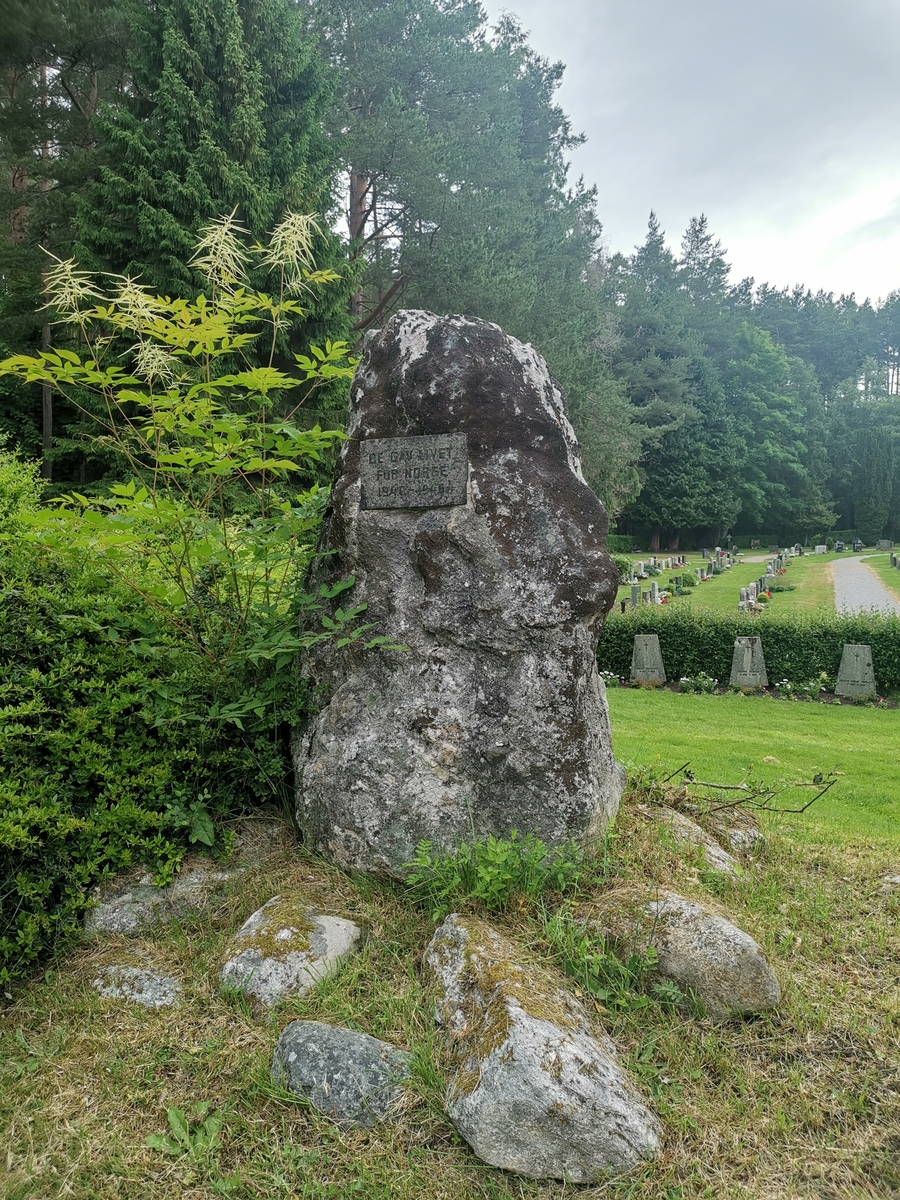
[481,0,900,303]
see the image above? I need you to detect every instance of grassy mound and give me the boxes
[2,786,898,1200]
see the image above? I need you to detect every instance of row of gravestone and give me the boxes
[626,560,735,609]
[630,634,878,695]
[738,555,786,609]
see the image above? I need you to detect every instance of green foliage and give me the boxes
[599,606,900,692]
[0,546,216,987]
[677,671,719,694]
[610,554,632,583]
[404,832,587,920]
[853,426,893,545]
[0,440,42,523]
[0,218,383,990]
[146,1102,225,1159]
[606,533,634,553]
[540,910,689,1014]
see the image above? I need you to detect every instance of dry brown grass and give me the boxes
[1,798,898,1200]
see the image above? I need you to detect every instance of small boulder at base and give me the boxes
[84,858,243,936]
[580,888,781,1020]
[272,1021,411,1129]
[643,804,743,876]
[424,914,661,1182]
[220,896,361,1005]
[91,965,179,1008]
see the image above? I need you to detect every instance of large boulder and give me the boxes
[580,888,781,1019]
[272,1021,411,1129]
[293,311,623,876]
[424,914,661,1182]
[219,896,361,1005]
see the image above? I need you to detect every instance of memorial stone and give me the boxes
[748,583,758,602]
[729,637,768,688]
[650,581,659,603]
[294,311,624,876]
[631,584,639,609]
[835,644,877,697]
[631,634,666,684]
[814,545,827,554]
[876,539,892,552]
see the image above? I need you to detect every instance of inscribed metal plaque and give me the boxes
[360,434,468,509]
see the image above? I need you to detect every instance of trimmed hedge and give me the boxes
[598,607,900,691]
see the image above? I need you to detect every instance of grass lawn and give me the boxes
[608,687,900,845]
[861,552,900,602]
[762,552,837,611]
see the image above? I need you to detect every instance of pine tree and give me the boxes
[853,426,893,544]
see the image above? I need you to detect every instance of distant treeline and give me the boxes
[2,0,898,546]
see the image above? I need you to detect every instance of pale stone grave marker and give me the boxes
[835,644,877,697]
[814,545,827,554]
[631,634,666,684]
[729,637,768,688]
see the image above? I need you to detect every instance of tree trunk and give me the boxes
[40,322,52,480]
[347,165,370,319]
[649,527,661,552]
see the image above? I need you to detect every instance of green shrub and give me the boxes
[610,554,632,583]
[607,533,633,554]
[0,439,42,524]
[0,542,268,987]
[598,606,900,691]
[404,832,588,919]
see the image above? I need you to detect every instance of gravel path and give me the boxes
[832,555,900,615]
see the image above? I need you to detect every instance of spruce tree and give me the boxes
[74,0,352,348]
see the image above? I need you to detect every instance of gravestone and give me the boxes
[631,584,639,609]
[631,634,666,684]
[814,544,827,554]
[835,644,876,697]
[876,539,892,552]
[650,581,659,603]
[293,311,624,876]
[748,583,758,602]
[729,637,768,688]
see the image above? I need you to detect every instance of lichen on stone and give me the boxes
[230,895,316,962]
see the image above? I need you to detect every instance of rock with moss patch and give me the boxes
[272,1020,411,1128]
[91,965,179,1007]
[424,914,661,1182]
[220,896,361,1005]
[84,858,243,936]
[580,888,781,1019]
